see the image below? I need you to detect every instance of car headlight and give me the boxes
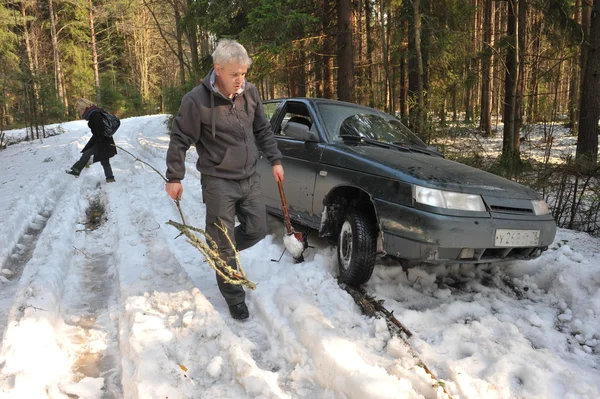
[531,199,549,215]
[413,185,486,212]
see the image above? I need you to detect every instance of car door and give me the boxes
[257,100,324,226]
[256,100,284,209]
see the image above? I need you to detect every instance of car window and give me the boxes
[262,101,281,121]
[318,103,426,148]
[279,113,313,137]
[274,102,314,138]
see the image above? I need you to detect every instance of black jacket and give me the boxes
[81,107,117,163]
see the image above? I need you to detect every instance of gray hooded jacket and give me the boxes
[166,69,282,182]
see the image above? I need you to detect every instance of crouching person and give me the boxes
[165,39,284,320]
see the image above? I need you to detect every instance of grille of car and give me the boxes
[449,246,544,262]
[490,205,533,214]
[479,246,538,260]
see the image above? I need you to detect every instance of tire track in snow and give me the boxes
[0,138,79,339]
[1,208,53,279]
[0,138,76,270]
[0,174,106,397]
[0,204,56,336]
[0,176,68,277]
[59,186,123,398]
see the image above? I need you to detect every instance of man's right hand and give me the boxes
[166,182,183,200]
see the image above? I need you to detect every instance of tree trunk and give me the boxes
[421,0,430,112]
[413,0,425,134]
[578,0,592,124]
[527,13,541,123]
[133,5,151,101]
[20,2,37,95]
[568,1,582,133]
[48,0,68,115]
[88,0,101,103]
[379,0,391,112]
[452,84,457,122]
[173,4,186,86]
[399,17,409,119]
[320,0,335,98]
[479,0,494,135]
[464,0,477,124]
[408,2,418,128]
[336,0,355,102]
[440,97,446,126]
[464,63,472,123]
[1,80,6,131]
[314,49,324,98]
[494,3,505,128]
[185,0,200,83]
[513,0,526,150]
[399,50,407,118]
[365,0,374,107]
[502,0,519,164]
[387,5,396,114]
[354,0,363,104]
[198,27,207,57]
[576,0,600,166]
[20,0,40,130]
[473,0,480,117]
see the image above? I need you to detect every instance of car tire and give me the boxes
[337,209,377,286]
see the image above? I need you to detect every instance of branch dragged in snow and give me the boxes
[342,283,454,399]
[166,220,255,290]
[342,284,413,337]
[116,145,256,289]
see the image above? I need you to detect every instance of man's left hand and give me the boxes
[272,164,284,182]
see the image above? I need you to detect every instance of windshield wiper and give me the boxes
[393,142,439,156]
[388,141,415,153]
[361,137,403,150]
[392,141,437,155]
[340,134,412,152]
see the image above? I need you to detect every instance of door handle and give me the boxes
[319,170,328,177]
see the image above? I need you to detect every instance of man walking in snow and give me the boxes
[67,98,118,183]
[165,39,284,320]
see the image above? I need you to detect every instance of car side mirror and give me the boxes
[283,122,318,142]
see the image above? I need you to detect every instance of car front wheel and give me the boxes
[337,209,377,286]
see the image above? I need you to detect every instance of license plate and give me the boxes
[495,229,540,247]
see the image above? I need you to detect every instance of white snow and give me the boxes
[0,116,598,398]
[283,233,305,259]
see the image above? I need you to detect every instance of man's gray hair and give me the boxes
[212,39,253,67]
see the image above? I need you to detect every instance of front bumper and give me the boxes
[375,199,557,263]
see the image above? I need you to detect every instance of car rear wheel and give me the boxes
[337,209,377,286]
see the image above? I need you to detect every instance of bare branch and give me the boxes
[117,146,256,289]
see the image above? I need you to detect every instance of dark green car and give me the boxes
[256,98,556,286]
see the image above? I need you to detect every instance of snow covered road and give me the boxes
[0,116,598,398]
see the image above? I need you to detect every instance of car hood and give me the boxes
[325,144,540,199]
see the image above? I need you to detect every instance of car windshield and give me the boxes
[318,103,427,148]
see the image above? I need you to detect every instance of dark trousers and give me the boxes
[72,146,114,178]
[201,173,268,306]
